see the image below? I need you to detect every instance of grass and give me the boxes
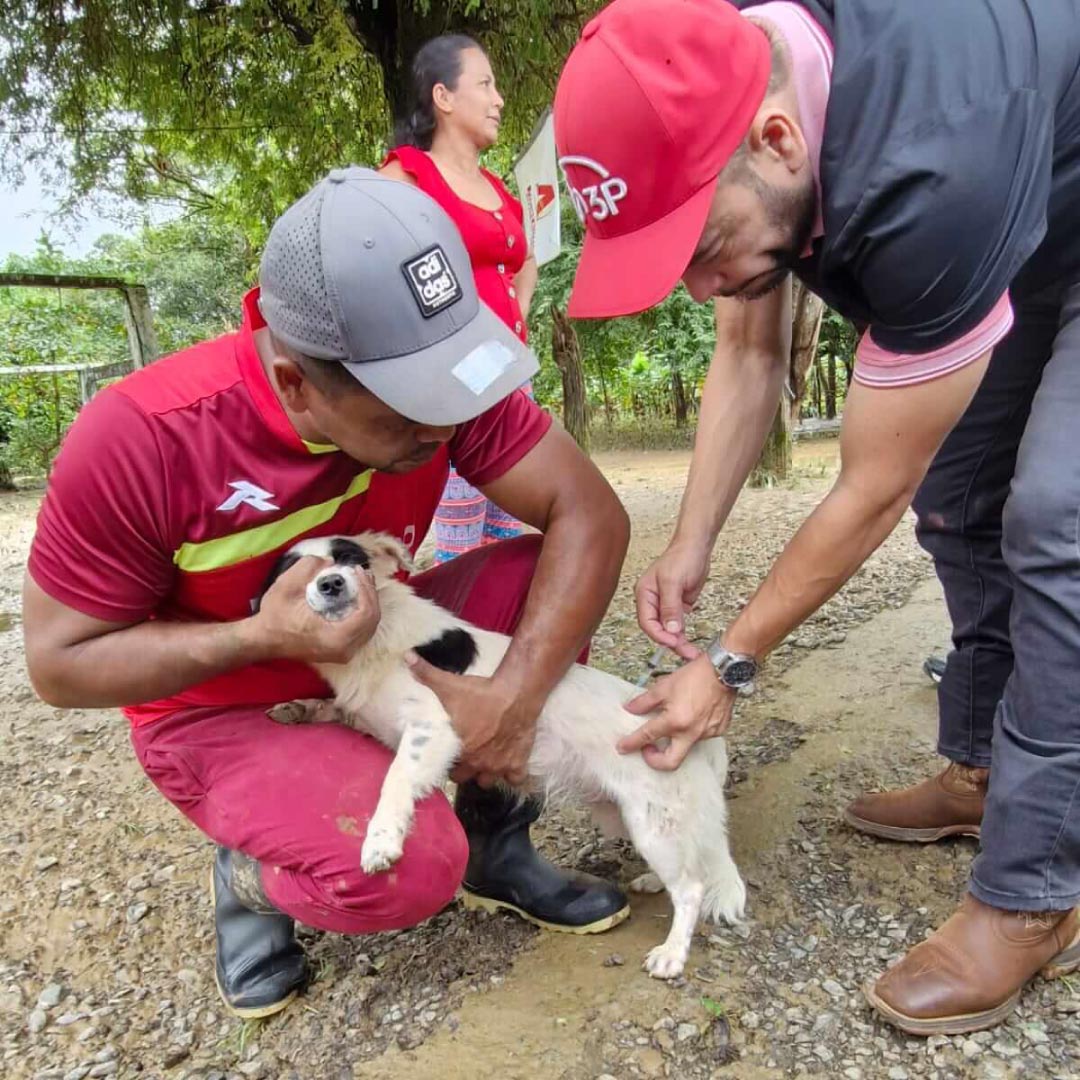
[119,822,156,838]
[701,995,727,1019]
[236,1017,265,1055]
[588,418,697,453]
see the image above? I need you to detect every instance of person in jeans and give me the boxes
[22,168,630,1019]
[382,35,538,563]
[553,0,1080,1036]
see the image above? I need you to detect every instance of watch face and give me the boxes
[722,659,757,687]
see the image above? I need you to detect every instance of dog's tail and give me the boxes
[695,739,748,926]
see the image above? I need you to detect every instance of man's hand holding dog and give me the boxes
[405,656,536,787]
[249,556,379,664]
[618,654,734,771]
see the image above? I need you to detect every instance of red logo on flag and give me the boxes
[534,184,556,217]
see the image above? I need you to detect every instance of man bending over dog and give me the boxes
[21,167,631,1018]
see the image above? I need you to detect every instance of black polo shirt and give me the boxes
[737,0,1080,353]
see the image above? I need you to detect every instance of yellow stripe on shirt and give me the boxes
[173,470,373,573]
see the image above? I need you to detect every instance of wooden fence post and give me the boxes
[121,285,159,368]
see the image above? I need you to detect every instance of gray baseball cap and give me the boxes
[259,166,538,425]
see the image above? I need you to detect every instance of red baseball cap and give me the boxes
[554,0,770,318]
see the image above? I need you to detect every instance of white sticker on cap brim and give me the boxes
[452,340,517,396]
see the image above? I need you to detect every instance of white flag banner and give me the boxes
[512,107,561,267]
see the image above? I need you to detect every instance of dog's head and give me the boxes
[255,532,414,621]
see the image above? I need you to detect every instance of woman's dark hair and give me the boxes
[394,34,481,150]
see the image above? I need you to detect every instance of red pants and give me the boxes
[132,536,543,934]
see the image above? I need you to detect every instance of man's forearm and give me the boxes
[28,616,270,709]
[723,478,913,658]
[674,288,790,549]
[676,346,787,547]
[493,494,629,712]
[724,351,993,661]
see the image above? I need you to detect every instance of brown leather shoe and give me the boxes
[844,762,987,842]
[864,894,1080,1035]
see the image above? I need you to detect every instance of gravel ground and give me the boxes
[1,442,1077,1080]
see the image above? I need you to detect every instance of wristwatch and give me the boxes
[705,638,758,693]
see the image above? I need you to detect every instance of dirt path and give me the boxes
[2,443,1077,1080]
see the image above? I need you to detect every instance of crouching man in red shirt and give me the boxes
[21,167,631,1017]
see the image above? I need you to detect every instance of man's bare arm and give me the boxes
[404,423,630,785]
[479,423,630,707]
[636,282,791,655]
[23,557,380,709]
[725,352,992,658]
[618,351,993,773]
[680,282,792,546]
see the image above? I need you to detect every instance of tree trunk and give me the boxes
[750,278,824,485]
[597,361,614,426]
[825,351,837,419]
[841,352,854,395]
[750,401,792,487]
[671,367,689,427]
[551,305,590,452]
[789,279,825,427]
[333,1,459,125]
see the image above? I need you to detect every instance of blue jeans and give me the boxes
[913,282,1080,910]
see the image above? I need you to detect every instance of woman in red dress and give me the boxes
[381,35,538,563]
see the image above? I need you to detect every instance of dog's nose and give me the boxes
[317,573,345,598]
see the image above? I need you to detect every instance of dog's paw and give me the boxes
[643,942,688,980]
[629,871,664,894]
[360,822,405,874]
[267,701,311,725]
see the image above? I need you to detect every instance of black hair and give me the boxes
[394,34,482,150]
[269,333,366,397]
[718,26,791,181]
[295,353,366,396]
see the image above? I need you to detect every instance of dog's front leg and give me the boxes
[360,687,461,874]
[267,698,343,725]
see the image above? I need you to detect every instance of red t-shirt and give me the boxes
[382,147,529,342]
[28,289,551,726]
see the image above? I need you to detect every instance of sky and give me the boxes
[2,163,136,260]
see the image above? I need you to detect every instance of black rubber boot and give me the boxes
[211,848,310,1018]
[455,783,630,934]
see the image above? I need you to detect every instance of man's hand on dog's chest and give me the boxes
[248,556,380,665]
[405,653,537,787]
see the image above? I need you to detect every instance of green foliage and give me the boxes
[805,307,856,419]
[527,209,717,427]
[701,996,728,1019]
[0,0,861,467]
[0,218,253,477]
[0,0,599,242]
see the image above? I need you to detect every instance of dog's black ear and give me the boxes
[251,551,303,614]
[329,538,370,570]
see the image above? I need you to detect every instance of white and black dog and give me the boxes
[258,532,746,978]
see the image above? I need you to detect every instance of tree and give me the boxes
[551,304,590,451]
[751,277,824,486]
[0,1,598,238]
